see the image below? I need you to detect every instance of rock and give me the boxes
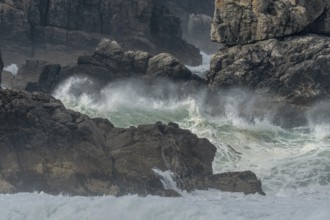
[24,40,201,94]
[149,4,202,65]
[10,59,51,91]
[186,14,220,54]
[0,49,3,87]
[0,89,114,195]
[211,0,330,45]
[207,34,330,105]
[184,171,265,195]
[0,0,202,66]
[158,0,216,53]
[146,53,192,80]
[25,64,62,94]
[0,89,265,196]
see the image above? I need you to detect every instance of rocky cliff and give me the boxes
[211,0,330,45]
[0,89,265,196]
[209,0,330,105]
[0,50,3,87]
[0,0,201,66]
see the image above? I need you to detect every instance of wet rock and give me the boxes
[208,34,330,105]
[212,0,330,45]
[0,89,265,196]
[23,39,202,94]
[146,53,192,80]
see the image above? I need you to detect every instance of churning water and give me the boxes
[1,53,330,220]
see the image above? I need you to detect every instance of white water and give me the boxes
[2,53,330,219]
[186,52,211,77]
[3,64,19,75]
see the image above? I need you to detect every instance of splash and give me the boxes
[3,64,19,75]
[53,76,330,196]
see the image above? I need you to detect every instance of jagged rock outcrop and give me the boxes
[0,0,201,66]
[208,0,330,105]
[208,34,330,105]
[211,0,330,45]
[0,89,265,196]
[16,39,202,94]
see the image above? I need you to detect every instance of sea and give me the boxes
[0,53,329,220]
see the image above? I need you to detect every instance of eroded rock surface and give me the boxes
[0,0,201,66]
[208,34,330,105]
[0,89,265,196]
[19,39,202,94]
[212,0,330,45]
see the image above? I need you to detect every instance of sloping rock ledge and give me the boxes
[0,89,265,196]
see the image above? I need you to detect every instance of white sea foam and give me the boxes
[28,64,329,220]
[0,191,329,220]
[186,51,212,76]
[3,64,19,75]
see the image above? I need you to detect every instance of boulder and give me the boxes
[211,0,330,45]
[207,34,330,105]
[0,89,265,196]
[146,53,192,80]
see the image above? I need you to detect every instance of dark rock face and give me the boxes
[208,0,330,106]
[208,34,330,105]
[0,89,265,196]
[0,49,3,87]
[22,39,202,94]
[158,0,217,53]
[211,0,330,45]
[0,0,201,66]
[146,53,192,80]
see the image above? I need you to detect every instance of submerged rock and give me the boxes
[208,34,330,105]
[0,89,265,196]
[211,0,330,45]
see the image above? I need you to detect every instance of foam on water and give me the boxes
[0,192,329,220]
[53,76,330,197]
[2,53,330,219]
[3,64,19,75]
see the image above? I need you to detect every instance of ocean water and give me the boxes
[1,53,330,220]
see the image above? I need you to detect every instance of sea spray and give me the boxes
[53,76,330,195]
[3,64,19,75]
[152,168,187,196]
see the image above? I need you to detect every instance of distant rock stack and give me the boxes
[208,0,330,105]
